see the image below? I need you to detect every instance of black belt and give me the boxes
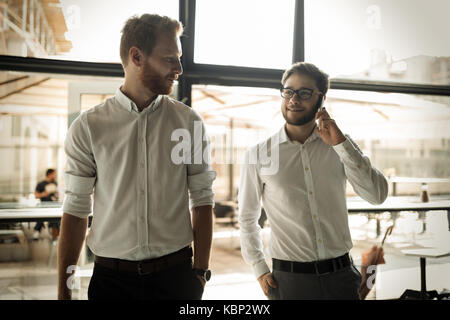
[94,246,193,275]
[273,253,351,275]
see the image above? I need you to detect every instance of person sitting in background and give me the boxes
[359,245,386,299]
[33,169,59,240]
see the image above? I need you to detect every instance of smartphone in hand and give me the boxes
[315,95,325,129]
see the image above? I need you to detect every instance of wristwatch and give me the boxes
[193,268,211,282]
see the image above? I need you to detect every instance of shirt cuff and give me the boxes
[187,170,216,191]
[188,170,216,209]
[62,193,93,218]
[62,173,95,218]
[189,195,215,210]
[253,259,271,279]
[64,173,96,194]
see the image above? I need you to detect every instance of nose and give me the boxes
[290,92,301,103]
[175,59,183,76]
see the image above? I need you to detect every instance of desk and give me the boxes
[347,196,450,213]
[400,248,450,300]
[0,205,94,266]
[0,206,92,225]
[347,196,450,236]
[389,177,450,196]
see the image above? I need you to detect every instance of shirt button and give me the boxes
[305,167,309,171]
[309,191,313,195]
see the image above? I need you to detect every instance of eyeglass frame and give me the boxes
[280,87,323,100]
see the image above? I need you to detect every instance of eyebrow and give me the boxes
[285,87,314,91]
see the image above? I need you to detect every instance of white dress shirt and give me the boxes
[238,125,388,278]
[63,87,216,261]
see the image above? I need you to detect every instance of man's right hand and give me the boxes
[257,272,277,297]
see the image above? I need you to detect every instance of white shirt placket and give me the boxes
[137,113,149,246]
[301,143,326,260]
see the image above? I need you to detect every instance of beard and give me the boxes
[140,63,174,95]
[282,96,322,126]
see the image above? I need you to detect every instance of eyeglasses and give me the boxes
[280,87,317,100]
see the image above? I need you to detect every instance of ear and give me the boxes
[129,46,143,67]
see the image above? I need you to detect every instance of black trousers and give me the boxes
[87,260,204,300]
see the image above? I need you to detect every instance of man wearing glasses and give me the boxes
[238,62,388,299]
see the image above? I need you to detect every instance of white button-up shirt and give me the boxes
[63,88,216,261]
[238,126,388,278]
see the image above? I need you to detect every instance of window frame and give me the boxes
[0,0,448,104]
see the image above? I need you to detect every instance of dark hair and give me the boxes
[46,169,55,176]
[120,14,183,67]
[281,62,330,95]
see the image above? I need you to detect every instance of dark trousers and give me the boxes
[88,260,204,300]
[268,264,362,300]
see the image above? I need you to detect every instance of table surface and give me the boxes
[401,248,450,258]
[346,196,450,212]
[0,205,92,223]
[388,177,450,184]
[1,196,449,221]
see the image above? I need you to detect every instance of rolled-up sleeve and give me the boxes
[187,110,216,209]
[62,113,97,218]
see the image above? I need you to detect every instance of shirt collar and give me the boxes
[115,86,162,113]
[278,124,321,145]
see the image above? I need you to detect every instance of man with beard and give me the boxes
[238,62,388,300]
[58,14,216,300]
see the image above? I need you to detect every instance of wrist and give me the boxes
[193,268,211,282]
[332,134,346,146]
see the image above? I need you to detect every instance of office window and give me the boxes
[326,89,450,195]
[0,70,122,202]
[194,0,295,69]
[305,0,450,85]
[0,0,179,63]
[192,84,450,199]
[192,84,284,200]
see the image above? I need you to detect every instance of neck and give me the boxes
[121,78,158,111]
[285,120,316,144]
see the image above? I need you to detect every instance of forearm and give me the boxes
[191,205,213,269]
[57,213,88,300]
[333,138,388,204]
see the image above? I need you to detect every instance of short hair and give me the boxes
[120,14,184,67]
[46,169,55,176]
[281,62,330,95]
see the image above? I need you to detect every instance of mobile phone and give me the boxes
[315,95,325,129]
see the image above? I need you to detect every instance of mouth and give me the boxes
[287,106,305,112]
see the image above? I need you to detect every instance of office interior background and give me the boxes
[0,0,449,300]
